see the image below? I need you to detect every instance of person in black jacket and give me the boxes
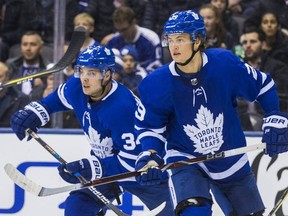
[5,31,51,100]
[0,61,30,127]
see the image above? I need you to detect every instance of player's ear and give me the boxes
[104,70,112,80]
[195,35,205,50]
[195,36,202,46]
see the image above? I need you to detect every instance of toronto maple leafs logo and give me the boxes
[183,105,224,154]
[82,112,113,158]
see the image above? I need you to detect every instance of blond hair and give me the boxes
[74,12,95,26]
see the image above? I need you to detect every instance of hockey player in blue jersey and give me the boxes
[134,10,288,216]
[10,44,173,216]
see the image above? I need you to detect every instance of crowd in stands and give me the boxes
[1,0,288,131]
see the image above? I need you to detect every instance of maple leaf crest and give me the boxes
[84,126,113,158]
[183,105,224,154]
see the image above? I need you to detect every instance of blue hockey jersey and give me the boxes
[135,48,279,182]
[41,78,141,175]
[107,25,162,73]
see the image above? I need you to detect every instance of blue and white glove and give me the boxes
[10,101,50,141]
[262,111,288,157]
[135,151,164,186]
[58,155,104,184]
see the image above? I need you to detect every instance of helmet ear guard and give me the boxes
[162,10,206,47]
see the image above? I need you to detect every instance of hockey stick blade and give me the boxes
[0,26,85,89]
[4,163,165,216]
[4,163,81,196]
[4,143,266,197]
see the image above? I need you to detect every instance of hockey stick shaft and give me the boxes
[5,142,266,197]
[37,142,266,195]
[267,188,288,216]
[83,142,266,187]
[26,129,128,216]
[0,26,85,89]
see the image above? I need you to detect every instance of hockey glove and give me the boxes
[10,101,50,141]
[58,155,104,184]
[135,151,164,186]
[262,111,288,157]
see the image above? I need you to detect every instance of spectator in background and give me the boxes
[63,12,100,78]
[73,12,99,52]
[210,0,240,45]
[199,4,234,50]
[111,48,124,83]
[259,12,288,66]
[6,31,51,100]
[119,45,147,96]
[84,0,147,43]
[124,0,147,26]
[0,61,30,127]
[244,0,288,32]
[237,28,288,130]
[106,6,162,73]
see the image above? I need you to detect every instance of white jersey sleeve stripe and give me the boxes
[117,155,134,172]
[135,125,167,133]
[261,72,267,85]
[57,83,73,109]
[258,79,275,97]
[118,151,138,160]
[136,131,166,144]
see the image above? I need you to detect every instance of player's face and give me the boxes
[241,32,262,60]
[261,13,278,37]
[79,67,104,96]
[167,34,193,62]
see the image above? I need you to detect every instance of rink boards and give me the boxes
[0,129,287,216]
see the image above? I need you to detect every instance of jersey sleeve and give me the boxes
[40,77,78,113]
[135,70,172,155]
[226,52,279,114]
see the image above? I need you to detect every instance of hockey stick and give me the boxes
[4,143,266,197]
[0,26,85,89]
[25,129,165,216]
[267,188,288,216]
[4,163,165,216]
